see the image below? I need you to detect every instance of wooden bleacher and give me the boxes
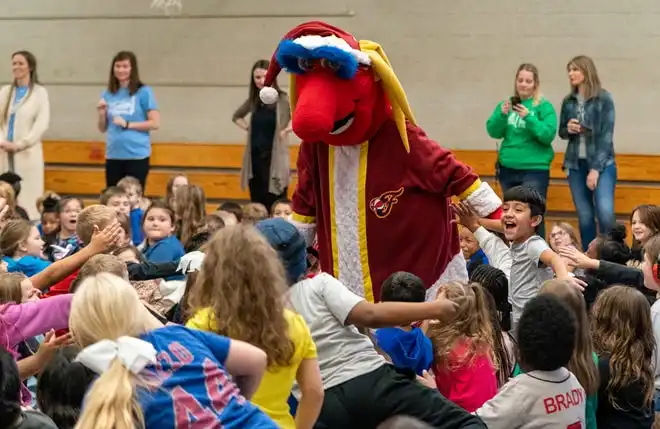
[43,141,660,242]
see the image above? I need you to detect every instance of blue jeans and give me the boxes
[497,164,550,239]
[567,159,617,247]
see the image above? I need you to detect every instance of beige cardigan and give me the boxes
[0,84,50,220]
[234,93,291,196]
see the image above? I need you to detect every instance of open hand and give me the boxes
[89,220,122,254]
[452,202,480,232]
[501,100,511,115]
[97,99,107,113]
[558,246,598,270]
[416,370,437,389]
[35,330,74,365]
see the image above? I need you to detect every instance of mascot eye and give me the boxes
[320,58,340,72]
[298,58,312,71]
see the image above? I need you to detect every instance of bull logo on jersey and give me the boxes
[369,187,404,219]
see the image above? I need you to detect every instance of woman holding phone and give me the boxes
[486,63,557,237]
[558,55,616,246]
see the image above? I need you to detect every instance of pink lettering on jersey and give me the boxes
[543,388,585,414]
[170,341,194,364]
[172,385,222,428]
[202,357,246,411]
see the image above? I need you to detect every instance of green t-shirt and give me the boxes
[512,352,598,429]
[486,97,557,171]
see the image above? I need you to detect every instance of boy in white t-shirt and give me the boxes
[475,294,586,428]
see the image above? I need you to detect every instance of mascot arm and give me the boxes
[291,141,318,246]
[406,125,502,219]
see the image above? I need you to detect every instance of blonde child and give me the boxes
[117,176,147,243]
[591,286,654,428]
[1,219,51,276]
[242,202,269,225]
[428,282,498,412]
[172,184,207,251]
[164,172,188,209]
[71,273,277,429]
[0,181,19,226]
[43,197,84,262]
[186,225,324,429]
[271,198,292,219]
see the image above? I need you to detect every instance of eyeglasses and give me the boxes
[549,230,567,239]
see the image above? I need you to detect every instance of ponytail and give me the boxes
[74,359,143,429]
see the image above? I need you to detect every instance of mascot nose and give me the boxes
[292,74,338,142]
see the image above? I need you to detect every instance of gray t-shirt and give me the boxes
[509,235,553,330]
[288,273,386,391]
[475,368,586,429]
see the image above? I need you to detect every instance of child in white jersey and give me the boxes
[475,294,586,428]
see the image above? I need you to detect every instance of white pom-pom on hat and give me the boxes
[260,86,279,105]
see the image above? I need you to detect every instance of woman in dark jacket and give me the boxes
[559,55,617,247]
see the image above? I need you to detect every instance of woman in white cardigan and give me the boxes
[0,51,50,220]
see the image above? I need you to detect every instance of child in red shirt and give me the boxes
[428,282,498,412]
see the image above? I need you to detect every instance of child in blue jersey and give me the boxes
[1,219,51,276]
[117,176,146,245]
[374,271,433,376]
[140,201,184,280]
[70,273,277,429]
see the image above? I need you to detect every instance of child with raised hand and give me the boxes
[254,218,485,429]
[475,294,586,428]
[591,286,654,428]
[1,219,51,276]
[499,185,584,331]
[71,273,277,429]
[117,175,146,245]
[186,225,324,429]
[374,272,434,376]
[428,282,498,412]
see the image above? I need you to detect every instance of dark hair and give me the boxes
[518,294,576,371]
[248,59,281,111]
[42,196,60,214]
[376,416,435,429]
[37,347,95,429]
[107,51,144,95]
[380,271,426,303]
[503,185,546,220]
[470,264,511,331]
[271,198,292,215]
[598,224,632,265]
[0,345,22,425]
[218,201,243,223]
[143,199,175,226]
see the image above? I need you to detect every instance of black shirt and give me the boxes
[596,354,653,429]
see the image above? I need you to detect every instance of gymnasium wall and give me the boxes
[0,0,658,152]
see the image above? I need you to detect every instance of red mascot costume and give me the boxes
[259,22,502,301]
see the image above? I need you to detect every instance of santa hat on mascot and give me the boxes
[258,21,416,152]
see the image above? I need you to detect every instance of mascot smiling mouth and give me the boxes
[258,21,416,150]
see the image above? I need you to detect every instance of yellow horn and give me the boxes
[359,39,416,153]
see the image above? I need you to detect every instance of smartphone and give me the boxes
[510,96,522,106]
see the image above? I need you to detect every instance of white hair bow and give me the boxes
[75,336,157,375]
[177,250,206,274]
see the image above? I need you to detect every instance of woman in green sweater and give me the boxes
[486,63,557,238]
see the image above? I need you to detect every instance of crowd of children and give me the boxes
[0,171,658,428]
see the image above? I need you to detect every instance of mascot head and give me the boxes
[259,21,416,151]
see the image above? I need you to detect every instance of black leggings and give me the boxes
[105,157,150,190]
[314,365,485,429]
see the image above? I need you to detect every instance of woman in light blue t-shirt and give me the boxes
[97,51,160,190]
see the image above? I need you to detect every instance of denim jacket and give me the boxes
[558,89,615,172]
